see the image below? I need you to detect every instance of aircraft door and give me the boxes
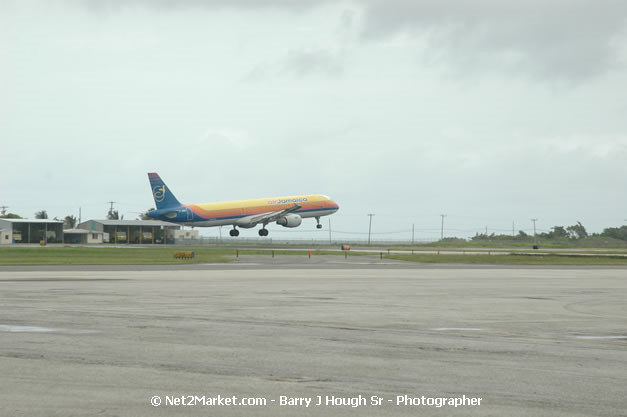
[186,208,193,221]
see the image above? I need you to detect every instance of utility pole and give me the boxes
[367,214,375,245]
[440,214,446,240]
[512,221,515,237]
[531,218,538,244]
[485,225,488,236]
[79,207,82,225]
[107,201,117,217]
[412,223,415,245]
[328,218,332,244]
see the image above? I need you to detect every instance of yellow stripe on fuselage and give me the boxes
[187,194,330,219]
[194,194,326,211]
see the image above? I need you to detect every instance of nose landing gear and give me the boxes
[315,216,322,229]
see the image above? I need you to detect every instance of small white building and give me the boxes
[173,229,200,241]
[0,228,10,245]
[63,228,106,244]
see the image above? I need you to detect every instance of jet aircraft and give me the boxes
[147,172,339,237]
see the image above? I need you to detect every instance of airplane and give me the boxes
[146,172,339,237]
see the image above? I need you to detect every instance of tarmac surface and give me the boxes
[1,258,626,416]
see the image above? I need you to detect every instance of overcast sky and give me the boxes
[1,0,626,241]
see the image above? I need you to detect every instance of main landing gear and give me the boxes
[315,216,322,229]
[229,228,240,237]
[258,228,269,237]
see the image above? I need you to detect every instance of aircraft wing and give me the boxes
[238,204,301,227]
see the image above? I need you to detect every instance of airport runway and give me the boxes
[1,263,626,416]
[2,254,627,272]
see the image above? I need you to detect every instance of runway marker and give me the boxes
[0,325,99,334]
[0,325,56,333]
[574,335,627,340]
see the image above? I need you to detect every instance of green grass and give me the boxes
[386,253,627,265]
[0,246,369,265]
[233,249,372,257]
[386,237,627,250]
[385,247,627,255]
[0,247,234,265]
[1,246,625,266]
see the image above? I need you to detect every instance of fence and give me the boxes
[174,236,439,246]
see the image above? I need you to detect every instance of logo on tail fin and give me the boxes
[153,185,166,203]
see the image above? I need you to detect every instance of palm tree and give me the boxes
[35,210,48,219]
[64,215,77,229]
[107,209,119,220]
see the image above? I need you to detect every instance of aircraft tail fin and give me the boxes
[147,172,181,209]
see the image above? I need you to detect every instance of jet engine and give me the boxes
[276,213,302,228]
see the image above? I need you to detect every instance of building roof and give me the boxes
[81,219,180,228]
[0,218,63,224]
[63,228,98,234]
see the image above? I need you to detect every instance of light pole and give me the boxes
[367,214,375,245]
[531,218,538,244]
[328,218,332,244]
[412,223,415,245]
[440,214,446,240]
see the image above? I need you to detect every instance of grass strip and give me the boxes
[0,247,233,265]
[0,246,367,265]
[386,253,627,265]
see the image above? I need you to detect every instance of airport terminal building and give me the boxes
[0,218,64,244]
[76,219,180,244]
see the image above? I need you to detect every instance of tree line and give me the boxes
[1,211,626,241]
[472,222,627,242]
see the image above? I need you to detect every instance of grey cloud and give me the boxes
[68,0,627,81]
[70,0,328,13]
[241,48,344,82]
[283,48,344,77]
[359,0,627,81]
[242,64,269,82]
[340,8,355,31]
